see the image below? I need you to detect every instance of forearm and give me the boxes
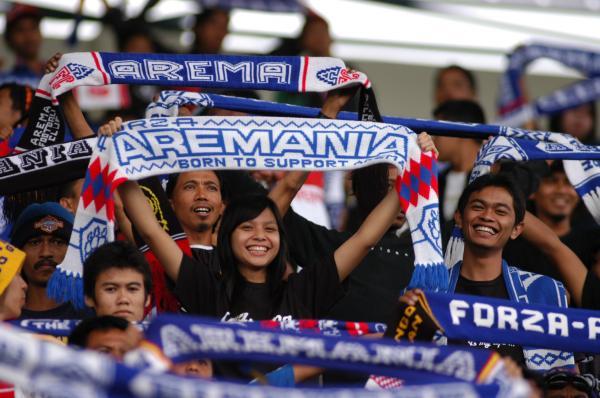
[521,212,586,306]
[118,180,182,280]
[268,171,309,216]
[59,91,94,138]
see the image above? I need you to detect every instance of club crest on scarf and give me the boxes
[316,66,362,86]
[50,63,94,90]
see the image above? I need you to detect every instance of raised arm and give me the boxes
[334,185,400,281]
[520,211,586,306]
[45,53,94,139]
[98,118,183,281]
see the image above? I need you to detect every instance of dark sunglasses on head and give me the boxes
[545,372,593,394]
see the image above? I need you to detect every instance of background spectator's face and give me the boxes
[123,35,155,54]
[300,19,332,57]
[560,104,594,141]
[388,166,406,228]
[533,171,578,221]
[7,17,41,60]
[231,208,280,273]
[0,274,27,320]
[456,186,522,251]
[21,235,67,287]
[435,69,475,105]
[194,10,229,54]
[85,325,141,361]
[431,135,460,163]
[170,171,223,234]
[171,359,213,379]
[87,268,150,322]
[0,88,21,127]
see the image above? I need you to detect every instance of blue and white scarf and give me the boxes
[0,322,528,398]
[497,42,600,126]
[48,116,442,307]
[19,52,376,152]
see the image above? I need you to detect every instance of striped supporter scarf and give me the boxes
[497,42,600,127]
[0,320,527,398]
[46,115,442,308]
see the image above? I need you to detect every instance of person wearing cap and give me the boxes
[10,202,88,319]
[1,4,44,88]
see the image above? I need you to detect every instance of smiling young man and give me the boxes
[447,173,574,370]
[83,241,152,322]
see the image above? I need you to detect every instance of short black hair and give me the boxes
[165,170,230,202]
[549,102,597,144]
[194,7,229,28]
[83,241,152,300]
[457,173,526,225]
[69,315,130,348]
[433,99,486,124]
[435,65,477,93]
[0,83,33,125]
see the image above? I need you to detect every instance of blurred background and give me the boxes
[0,0,598,136]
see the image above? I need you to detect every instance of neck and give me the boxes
[238,265,267,283]
[24,284,61,312]
[537,213,571,237]
[18,56,42,74]
[452,142,479,172]
[460,244,504,281]
[184,226,214,246]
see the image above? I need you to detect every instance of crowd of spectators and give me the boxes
[0,2,599,397]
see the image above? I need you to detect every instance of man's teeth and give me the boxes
[194,207,210,214]
[474,226,496,234]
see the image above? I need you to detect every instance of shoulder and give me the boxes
[509,266,567,307]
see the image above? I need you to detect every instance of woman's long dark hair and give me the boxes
[217,194,288,305]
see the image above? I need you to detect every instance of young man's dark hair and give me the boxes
[457,173,526,225]
[433,99,485,125]
[83,240,152,300]
[68,315,130,348]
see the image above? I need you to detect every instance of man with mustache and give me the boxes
[10,202,88,319]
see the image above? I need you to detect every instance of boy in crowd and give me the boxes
[69,315,142,361]
[10,202,87,319]
[447,173,575,370]
[433,65,478,106]
[83,241,152,323]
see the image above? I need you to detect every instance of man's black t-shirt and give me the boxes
[452,274,526,365]
[283,210,414,323]
[19,302,91,319]
[174,251,345,321]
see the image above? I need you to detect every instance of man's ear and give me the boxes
[59,197,76,214]
[510,221,525,240]
[84,295,95,309]
[168,198,174,211]
[144,294,151,309]
[453,210,463,229]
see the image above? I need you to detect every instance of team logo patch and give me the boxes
[49,63,94,90]
[34,216,64,234]
[316,66,341,86]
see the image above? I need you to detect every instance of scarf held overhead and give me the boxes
[18,52,375,151]
[48,116,443,307]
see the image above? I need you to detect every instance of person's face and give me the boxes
[435,69,476,105]
[194,10,229,54]
[21,234,67,287]
[0,88,21,128]
[7,17,42,60]
[86,268,150,322]
[300,19,332,57]
[455,186,523,251]
[431,135,461,163]
[123,35,155,53]
[232,208,280,273]
[560,104,594,141]
[59,179,84,214]
[533,171,578,222]
[85,325,142,362]
[171,359,213,379]
[170,171,223,235]
[388,166,406,228]
[0,274,27,320]
[546,384,589,398]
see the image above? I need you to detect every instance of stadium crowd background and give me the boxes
[0,1,598,397]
